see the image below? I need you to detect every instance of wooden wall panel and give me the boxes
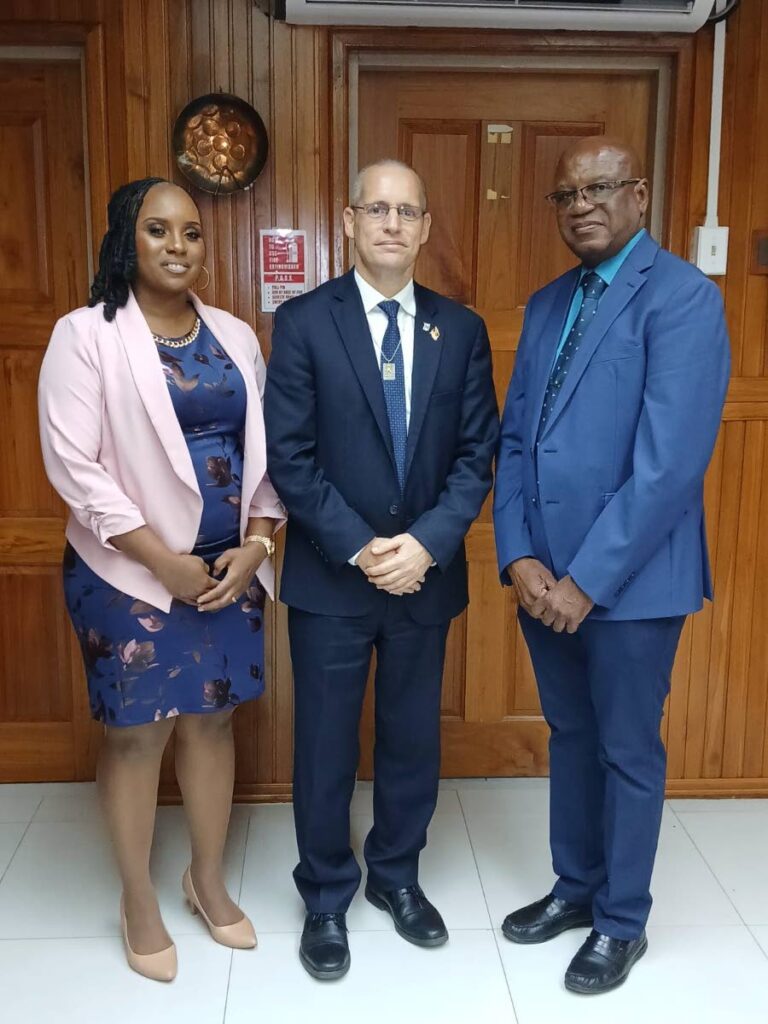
[399,119,480,305]
[0,352,59,517]
[716,0,768,379]
[0,0,766,796]
[662,0,768,796]
[0,570,72,722]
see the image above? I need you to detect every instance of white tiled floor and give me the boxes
[1,780,767,1023]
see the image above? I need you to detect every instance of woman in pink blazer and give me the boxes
[38,178,285,982]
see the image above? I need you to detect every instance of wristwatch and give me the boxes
[244,534,275,557]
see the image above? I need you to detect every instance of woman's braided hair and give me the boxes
[88,177,169,322]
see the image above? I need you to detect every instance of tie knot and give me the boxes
[378,299,400,321]
[581,272,607,299]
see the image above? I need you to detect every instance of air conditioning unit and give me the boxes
[278,0,713,32]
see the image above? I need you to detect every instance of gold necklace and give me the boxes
[152,316,201,349]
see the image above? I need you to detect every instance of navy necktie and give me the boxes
[538,271,608,434]
[378,300,407,491]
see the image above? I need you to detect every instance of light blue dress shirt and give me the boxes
[552,228,647,366]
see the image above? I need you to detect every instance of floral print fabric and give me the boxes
[62,323,265,726]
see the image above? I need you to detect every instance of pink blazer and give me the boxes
[38,289,285,612]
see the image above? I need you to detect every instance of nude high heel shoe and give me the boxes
[120,896,177,982]
[182,867,257,949]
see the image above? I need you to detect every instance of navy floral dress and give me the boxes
[63,321,265,727]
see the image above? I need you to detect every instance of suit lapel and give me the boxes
[330,271,398,472]
[528,269,580,442]
[405,285,442,480]
[539,234,659,441]
[114,289,199,496]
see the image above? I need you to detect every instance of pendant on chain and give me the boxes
[382,362,396,381]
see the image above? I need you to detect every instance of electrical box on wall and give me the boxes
[691,226,729,277]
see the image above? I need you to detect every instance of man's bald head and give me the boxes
[554,137,644,185]
[550,136,649,267]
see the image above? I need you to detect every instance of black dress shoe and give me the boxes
[565,929,648,994]
[299,912,350,981]
[502,894,593,944]
[365,884,448,947]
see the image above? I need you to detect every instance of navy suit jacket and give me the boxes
[493,233,730,620]
[264,269,499,625]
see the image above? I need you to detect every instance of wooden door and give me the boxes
[356,68,658,776]
[0,59,93,780]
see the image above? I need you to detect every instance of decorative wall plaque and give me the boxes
[173,93,268,195]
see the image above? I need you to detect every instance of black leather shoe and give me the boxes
[365,884,448,947]
[565,929,648,994]
[502,894,593,944]
[299,912,350,981]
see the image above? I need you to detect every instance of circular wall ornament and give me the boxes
[173,93,268,195]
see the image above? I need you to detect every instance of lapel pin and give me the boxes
[430,325,441,341]
[422,322,431,332]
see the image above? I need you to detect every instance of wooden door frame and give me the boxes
[0,21,116,781]
[329,26,701,784]
[329,28,697,277]
[0,9,175,782]
[0,21,116,282]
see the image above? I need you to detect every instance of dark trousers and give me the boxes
[288,599,450,913]
[519,610,685,940]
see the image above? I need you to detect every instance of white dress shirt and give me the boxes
[349,271,416,566]
[354,269,416,428]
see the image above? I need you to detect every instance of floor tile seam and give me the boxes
[0,815,44,825]
[0,806,41,887]
[490,924,520,1022]
[746,926,768,963]
[645,923,763,931]
[221,946,235,1024]
[0,932,131,941]
[670,805,752,927]
[6,923,761,942]
[455,789,496,932]
[236,814,252,904]
[30,796,70,824]
[248,925,502,934]
[672,809,768,817]
[23,795,45,823]
[0,925,505,938]
[0,928,502,943]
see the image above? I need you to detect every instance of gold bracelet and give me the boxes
[244,534,275,557]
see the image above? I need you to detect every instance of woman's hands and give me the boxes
[115,524,271,612]
[153,552,217,605]
[196,543,267,613]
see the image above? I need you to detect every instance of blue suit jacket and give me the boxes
[264,270,499,625]
[493,233,730,620]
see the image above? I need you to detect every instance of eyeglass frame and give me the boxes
[350,202,427,222]
[544,178,644,210]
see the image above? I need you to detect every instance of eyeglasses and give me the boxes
[351,202,426,222]
[545,179,643,210]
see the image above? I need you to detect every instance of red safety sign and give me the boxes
[260,229,308,312]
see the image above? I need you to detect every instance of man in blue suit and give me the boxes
[265,159,498,980]
[493,137,729,994]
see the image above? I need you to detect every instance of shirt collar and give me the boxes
[580,228,646,287]
[354,269,416,317]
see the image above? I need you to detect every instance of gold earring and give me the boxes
[197,266,210,291]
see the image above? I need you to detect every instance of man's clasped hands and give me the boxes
[356,543,594,632]
[357,535,433,596]
[508,557,594,634]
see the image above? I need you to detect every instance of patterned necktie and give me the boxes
[538,270,608,434]
[378,299,407,491]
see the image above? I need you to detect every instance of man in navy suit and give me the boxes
[265,159,498,980]
[493,137,729,994]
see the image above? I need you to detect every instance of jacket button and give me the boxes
[389,504,399,516]
[531,497,538,507]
